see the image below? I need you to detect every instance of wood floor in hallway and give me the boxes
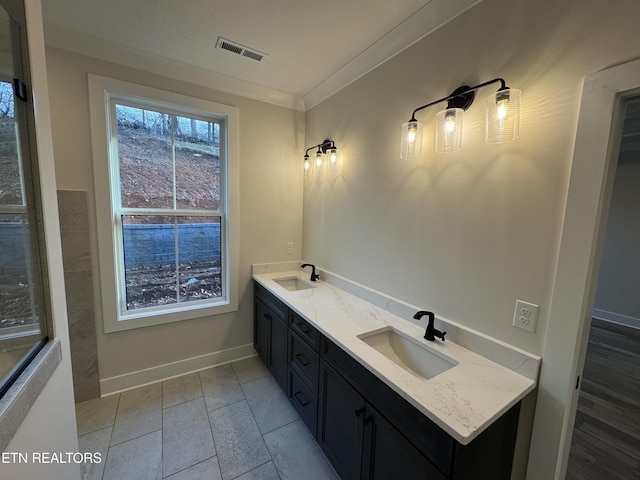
[566,318,640,480]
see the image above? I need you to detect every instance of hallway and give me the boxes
[566,319,640,480]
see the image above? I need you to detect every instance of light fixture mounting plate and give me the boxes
[447,85,475,111]
[319,139,334,154]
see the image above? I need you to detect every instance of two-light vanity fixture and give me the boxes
[303,138,339,178]
[400,78,521,160]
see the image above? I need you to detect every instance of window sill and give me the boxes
[105,299,238,333]
[0,339,62,452]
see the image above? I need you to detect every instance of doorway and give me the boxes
[527,59,640,480]
[565,96,640,479]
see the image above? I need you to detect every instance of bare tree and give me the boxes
[0,82,15,118]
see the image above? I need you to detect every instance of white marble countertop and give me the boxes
[252,267,538,445]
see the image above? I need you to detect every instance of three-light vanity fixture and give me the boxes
[303,139,339,177]
[400,78,521,160]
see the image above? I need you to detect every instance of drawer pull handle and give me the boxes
[354,407,364,417]
[295,321,312,334]
[363,415,373,426]
[294,391,310,407]
[295,353,310,366]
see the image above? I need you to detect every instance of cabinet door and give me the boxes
[254,297,271,366]
[361,404,447,480]
[270,312,288,390]
[317,361,365,480]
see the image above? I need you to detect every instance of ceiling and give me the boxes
[41,0,480,110]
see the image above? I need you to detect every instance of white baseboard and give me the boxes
[100,343,256,396]
[592,308,640,330]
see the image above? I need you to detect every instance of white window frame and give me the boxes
[88,75,239,333]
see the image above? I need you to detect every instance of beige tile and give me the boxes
[164,456,222,480]
[162,372,202,409]
[162,397,216,477]
[77,426,111,480]
[264,420,336,480]
[242,375,298,434]
[235,461,281,480]
[57,190,89,232]
[103,430,162,480]
[111,384,161,446]
[231,356,270,385]
[75,395,119,436]
[64,270,95,315]
[60,230,92,272]
[199,364,244,412]
[209,400,271,480]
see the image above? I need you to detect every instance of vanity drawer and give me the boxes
[289,330,319,394]
[289,311,320,351]
[288,368,317,437]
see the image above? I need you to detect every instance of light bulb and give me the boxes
[316,154,322,167]
[486,88,521,143]
[407,127,416,144]
[497,100,508,120]
[436,108,463,153]
[330,148,337,164]
[400,121,423,160]
[304,158,310,170]
[445,114,456,133]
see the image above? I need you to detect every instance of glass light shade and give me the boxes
[303,157,311,178]
[400,120,423,160]
[486,88,521,143]
[313,151,323,176]
[436,108,463,153]
[328,147,341,174]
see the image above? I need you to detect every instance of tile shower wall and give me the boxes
[58,190,99,402]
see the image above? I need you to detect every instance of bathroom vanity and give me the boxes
[253,264,539,480]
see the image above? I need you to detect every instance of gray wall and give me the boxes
[594,161,640,329]
[123,223,221,269]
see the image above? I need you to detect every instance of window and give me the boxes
[89,76,238,332]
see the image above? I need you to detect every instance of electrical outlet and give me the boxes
[286,241,294,255]
[513,300,539,333]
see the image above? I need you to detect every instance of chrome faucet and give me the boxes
[300,263,320,282]
[413,311,446,342]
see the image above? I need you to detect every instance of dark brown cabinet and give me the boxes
[254,281,520,480]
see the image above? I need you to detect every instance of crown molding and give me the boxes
[302,0,482,110]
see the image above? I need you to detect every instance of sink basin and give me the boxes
[358,327,457,380]
[273,276,315,291]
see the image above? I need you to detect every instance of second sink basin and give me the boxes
[358,326,457,381]
[273,276,315,291]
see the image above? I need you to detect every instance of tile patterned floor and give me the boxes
[75,356,337,480]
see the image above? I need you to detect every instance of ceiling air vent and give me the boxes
[215,37,268,63]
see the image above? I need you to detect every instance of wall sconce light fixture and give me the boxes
[400,78,521,160]
[303,139,339,177]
